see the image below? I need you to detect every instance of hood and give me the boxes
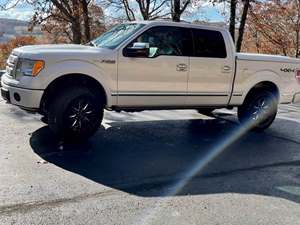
[11,44,113,59]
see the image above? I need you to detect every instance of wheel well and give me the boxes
[245,81,279,102]
[40,74,107,115]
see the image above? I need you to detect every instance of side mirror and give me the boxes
[123,42,150,58]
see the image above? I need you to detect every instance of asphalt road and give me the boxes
[1,98,300,225]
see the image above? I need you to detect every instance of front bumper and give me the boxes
[1,77,44,111]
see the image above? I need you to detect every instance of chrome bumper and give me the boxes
[1,77,44,110]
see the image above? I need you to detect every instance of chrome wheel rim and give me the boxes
[250,97,272,122]
[66,98,97,133]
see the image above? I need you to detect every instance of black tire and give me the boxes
[41,116,48,124]
[197,109,214,116]
[238,89,278,131]
[48,86,103,142]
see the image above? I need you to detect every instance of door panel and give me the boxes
[117,55,188,106]
[117,26,192,106]
[187,29,234,106]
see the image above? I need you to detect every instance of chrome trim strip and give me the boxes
[111,92,241,97]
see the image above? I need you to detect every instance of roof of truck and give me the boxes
[126,20,228,32]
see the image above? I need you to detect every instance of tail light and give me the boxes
[296,70,300,84]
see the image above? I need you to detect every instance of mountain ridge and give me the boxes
[0,18,42,43]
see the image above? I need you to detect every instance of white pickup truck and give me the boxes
[1,21,300,141]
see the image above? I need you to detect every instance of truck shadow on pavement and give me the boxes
[30,116,300,203]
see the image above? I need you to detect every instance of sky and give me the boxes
[0,0,34,20]
[0,0,226,22]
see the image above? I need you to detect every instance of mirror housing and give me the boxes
[123,42,150,58]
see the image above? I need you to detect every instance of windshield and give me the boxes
[92,23,145,49]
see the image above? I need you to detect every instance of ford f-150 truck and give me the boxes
[1,21,300,141]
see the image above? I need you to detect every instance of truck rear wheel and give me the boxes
[238,89,278,131]
[48,86,103,142]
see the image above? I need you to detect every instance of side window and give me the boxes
[192,29,227,58]
[127,26,193,58]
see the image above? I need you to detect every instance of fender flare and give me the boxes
[237,70,281,104]
[41,60,116,106]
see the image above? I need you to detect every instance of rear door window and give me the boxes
[192,28,227,58]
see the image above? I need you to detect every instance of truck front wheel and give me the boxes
[238,89,278,131]
[48,86,103,142]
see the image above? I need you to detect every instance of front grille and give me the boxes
[1,88,10,102]
[6,54,18,79]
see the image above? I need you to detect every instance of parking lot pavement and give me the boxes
[1,99,300,225]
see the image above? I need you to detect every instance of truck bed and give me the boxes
[231,53,300,105]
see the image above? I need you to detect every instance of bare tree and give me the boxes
[1,0,105,44]
[105,0,169,21]
[244,0,300,57]
[213,0,252,51]
[171,0,191,22]
[0,0,22,10]
[229,0,237,41]
[236,0,250,52]
[81,0,91,42]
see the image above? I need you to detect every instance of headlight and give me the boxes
[16,59,44,78]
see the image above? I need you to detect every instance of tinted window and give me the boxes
[127,26,193,57]
[192,29,227,58]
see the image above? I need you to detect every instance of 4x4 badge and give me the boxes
[281,68,295,73]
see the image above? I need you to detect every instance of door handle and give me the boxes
[222,65,231,72]
[176,63,188,72]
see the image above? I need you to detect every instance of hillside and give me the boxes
[0,18,42,43]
